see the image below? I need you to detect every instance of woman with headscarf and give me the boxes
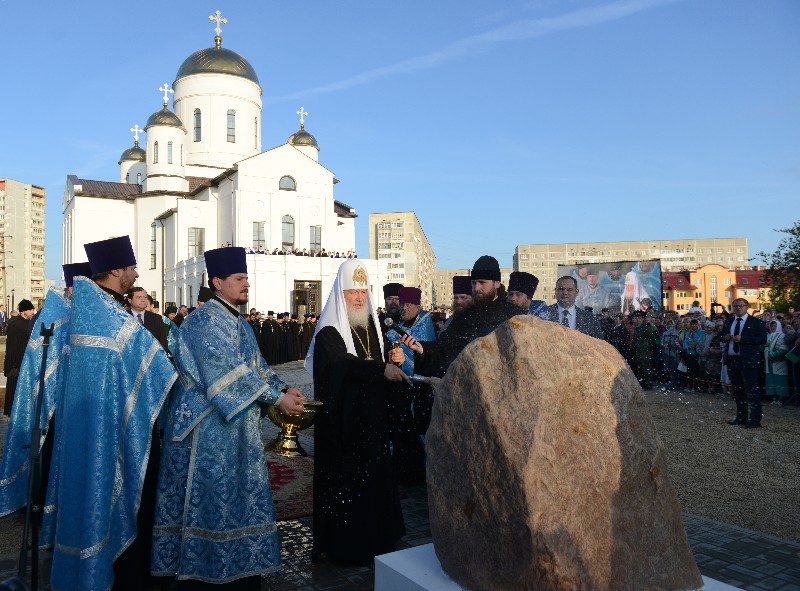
[765,320,790,406]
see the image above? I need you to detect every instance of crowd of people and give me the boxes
[1,246,797,589]
[241,245,358,258]
[596,300,800,409]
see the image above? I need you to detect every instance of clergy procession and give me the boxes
[0,235,561,590]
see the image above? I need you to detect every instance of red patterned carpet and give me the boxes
[268,455,314,521]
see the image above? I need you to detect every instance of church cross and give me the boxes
[130,124,143,144]
[297,107,308,128]
[159,83,174,107]
[209,10,228,38]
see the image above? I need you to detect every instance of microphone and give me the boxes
[383,318,408,337]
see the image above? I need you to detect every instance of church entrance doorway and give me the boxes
[293,280,320,317]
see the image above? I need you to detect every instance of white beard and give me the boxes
[347,306,370,329]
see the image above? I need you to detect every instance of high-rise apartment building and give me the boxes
[0,179,46,309]
[369,212,436,309]
[514,238,748,304]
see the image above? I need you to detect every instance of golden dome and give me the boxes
[145,106,186,131]
[119,143,146,164]
[288,126,318,149]
[176,46,259,85]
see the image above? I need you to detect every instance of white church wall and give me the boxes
[133,194,178,298]
[120,161,146,185]
[144,125,188,193]
[175,197,217,263]
[66,196,133,263]
[174,74,262,170]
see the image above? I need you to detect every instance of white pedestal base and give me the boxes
[374,544,741,591]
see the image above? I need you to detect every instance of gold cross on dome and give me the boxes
[130,124,143,144]
[297,107,308,129]
[159,83,173,107]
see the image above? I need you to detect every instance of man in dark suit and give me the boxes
[547,276,603,340]
[127,287,168,351]
[723,298,768,428]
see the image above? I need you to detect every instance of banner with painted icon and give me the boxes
[556,259,662,315]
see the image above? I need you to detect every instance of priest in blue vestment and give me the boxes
[50,237,177,591]
[507,271,549,319]
[0,286,69,517]
[152,247,307,590]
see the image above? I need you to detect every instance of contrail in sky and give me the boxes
[271,0,682,101]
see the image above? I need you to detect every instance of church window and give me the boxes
[253,221,266,249]
[282,215,295,249]
[254,117,258,149]
[310,226,321,251]
[279,176,296,191]
[153,141,159,164]
[227,109,236,143]
[194,109,202,142]
[168,142,173,164]
[126,172,130,183]
[137,173,142,184]
[188,227,205,258]
[150,225,157,270]
[188,285,193,307]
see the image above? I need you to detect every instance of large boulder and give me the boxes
[426,315,703,591]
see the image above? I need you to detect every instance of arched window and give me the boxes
[137,172,142,184]
[194,109,202,142]
[227,109,236,142]
[126,172,130,183]
[279,176,296,191]
[153,141,159,164]
[282,215,295,249]
[168,141,173,164]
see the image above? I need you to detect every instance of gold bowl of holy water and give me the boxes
[265,398,323,457]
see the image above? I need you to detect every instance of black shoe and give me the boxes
[727,419,745,425]
[744,423,761,429]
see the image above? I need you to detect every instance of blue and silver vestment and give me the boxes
[152,297,286,584]
[49,277,177,591]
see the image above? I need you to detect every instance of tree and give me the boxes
[758,221,800,312]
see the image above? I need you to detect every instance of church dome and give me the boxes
[145,106,186,131]
[176,47,259,85]
[288,127,318,149]
[119,143,146,164]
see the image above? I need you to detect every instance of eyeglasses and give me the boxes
[732,304,748,309]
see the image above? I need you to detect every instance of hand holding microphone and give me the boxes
[384,318,424,354]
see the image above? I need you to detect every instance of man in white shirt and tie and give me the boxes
[723,298,767,428]
[547,276,603,340]
[127,286,168,351]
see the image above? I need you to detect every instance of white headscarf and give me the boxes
[304,259,384,378]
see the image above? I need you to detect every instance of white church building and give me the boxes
[62,11,387,314]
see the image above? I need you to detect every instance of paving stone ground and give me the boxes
[1,361,798,590]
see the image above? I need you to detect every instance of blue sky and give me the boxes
[2,0,798,281]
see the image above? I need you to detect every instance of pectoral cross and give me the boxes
[209,10,227,47]
[159,83,173,107]
[297,107,308,129]
[130,124,143,144]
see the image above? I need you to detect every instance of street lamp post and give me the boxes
[11,288,15,310]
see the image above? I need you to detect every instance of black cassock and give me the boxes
[287,321,302,361]
[311,323,405,563]
[260,318,280,365]
[300,320,315,359]
[3,315,30,416]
